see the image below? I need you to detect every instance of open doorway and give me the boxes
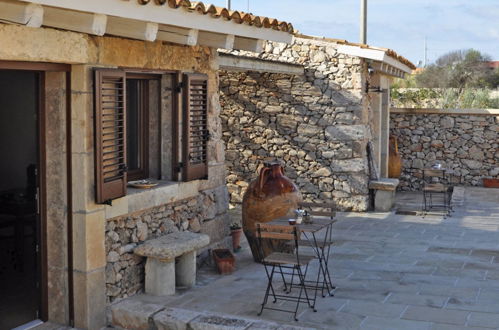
[0,70,41,329]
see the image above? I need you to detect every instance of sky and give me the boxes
[210,0,499,66]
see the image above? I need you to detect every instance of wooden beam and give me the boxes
[0,0,43,27]
[157,24,198,46]
[233,37,264,53]
[371,61,406,78]
[43,6,107,35]
[24,0,293,43]
[106,16,158,41]
[218,53,304,75]
[198,31,234,49]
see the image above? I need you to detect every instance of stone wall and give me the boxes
[220,37,372,211]
[390,109,499,190]
[105,186,229,303]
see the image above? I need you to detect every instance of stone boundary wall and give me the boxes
[105,187,229,303]
[390,108,498,190]
[220,38,372,211]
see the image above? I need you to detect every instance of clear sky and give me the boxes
[210,0,499,66]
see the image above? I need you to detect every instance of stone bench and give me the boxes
[134,231,210,296]
[369,178,400,212]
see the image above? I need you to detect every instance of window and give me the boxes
[94,69,210,204]
[126,77,150,181]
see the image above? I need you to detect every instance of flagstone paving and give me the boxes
[110,187,499,329]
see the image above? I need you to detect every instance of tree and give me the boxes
[415,49,499,89]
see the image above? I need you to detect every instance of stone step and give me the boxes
[110,298,314,330]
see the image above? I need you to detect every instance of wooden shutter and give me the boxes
[182,73,209,181]
[95,69,127,203]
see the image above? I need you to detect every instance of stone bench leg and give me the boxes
[374,190,396,212]
[176,251,196,288]
[145,257,175,296]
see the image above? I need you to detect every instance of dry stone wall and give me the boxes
[391,110,498,190]
[220,38,372,211]
[105,186,230,303]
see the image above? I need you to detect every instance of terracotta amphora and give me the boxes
[242,161,302,262]
[388,135,402,178]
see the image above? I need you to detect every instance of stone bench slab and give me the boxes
[134,231,210,260]
[369,178,400,191]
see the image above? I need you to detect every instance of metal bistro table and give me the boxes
[267,215,336,298]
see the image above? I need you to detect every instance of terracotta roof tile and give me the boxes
[134,0,294,33]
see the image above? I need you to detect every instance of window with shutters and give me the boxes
[95,69,209,204]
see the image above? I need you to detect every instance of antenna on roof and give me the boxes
[423,36,428,67]
[360,0,367,44]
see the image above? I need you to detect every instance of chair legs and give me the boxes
[258,263,316,321]
[422,191,451,218]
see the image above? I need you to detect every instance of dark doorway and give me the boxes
[0,70,41,329]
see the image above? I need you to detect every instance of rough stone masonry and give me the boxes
[220,37,373,211]
[105,187,230,303]
[391,109,498,190]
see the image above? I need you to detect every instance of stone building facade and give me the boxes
[220,37,413,211]
[0,1,293,329]
[390,108,499,190]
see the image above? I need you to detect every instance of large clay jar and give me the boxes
[242,161,302,262]
[388,135,402,178]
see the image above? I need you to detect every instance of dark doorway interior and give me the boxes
[0,70,41,329]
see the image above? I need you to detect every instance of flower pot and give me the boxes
[212,248,235,275]
[231,228,242,252]
[483,178,499,188]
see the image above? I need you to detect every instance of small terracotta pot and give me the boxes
[212,249,235,275]
[231,228,243,252]
[483,178,499,188]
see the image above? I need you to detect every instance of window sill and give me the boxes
[105,179,201,220]
[126,180,175,195]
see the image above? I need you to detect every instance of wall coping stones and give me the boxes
[134,231,210,260]
[391,108,499,116]
[111,301,314,330]
[111,299,164,330]
[369,178,400,191]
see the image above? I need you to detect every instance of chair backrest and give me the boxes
[256,223,297,241]
[423,169,445,178]
[422,169,448,186]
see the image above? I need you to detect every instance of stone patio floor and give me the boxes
[110,187,499,330]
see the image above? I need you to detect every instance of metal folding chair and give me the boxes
[422,169,451,217]
[256,223,316,321]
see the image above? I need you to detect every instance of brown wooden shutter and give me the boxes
[95,69,127,204]
[182,73,209,181]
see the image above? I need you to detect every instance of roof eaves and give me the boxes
[295,33,416,70]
